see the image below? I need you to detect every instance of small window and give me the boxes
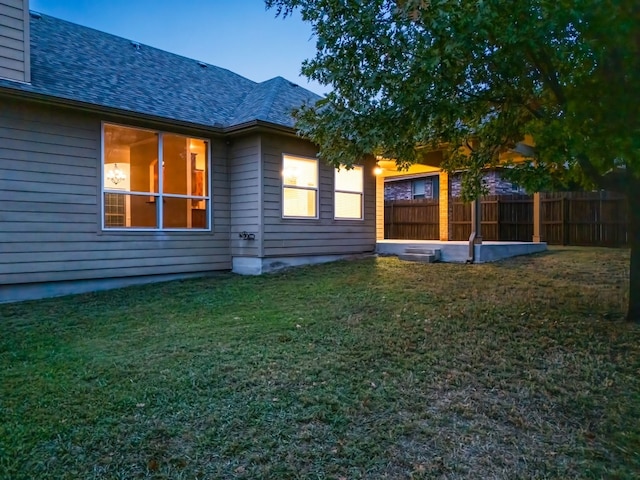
[102,123,209,230]
[432,176,440,199]
[412,178,426,199]
[282,155,318,218]
[335,165,363,219]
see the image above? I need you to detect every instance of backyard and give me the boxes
[0,247,638,479]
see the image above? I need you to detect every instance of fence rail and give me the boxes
[540,192,628,246]
[386,192,628,247]
[450,195,535,242]
[384,199,440,240]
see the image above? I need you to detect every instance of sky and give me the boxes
[29,0,327,95]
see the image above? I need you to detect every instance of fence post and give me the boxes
[599,190,604,245]
[496,196,501,241]
[533,192,542,242]
[562,195,570,245]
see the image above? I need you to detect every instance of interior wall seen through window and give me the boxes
[102,123,209,230]
[282,155,318,218]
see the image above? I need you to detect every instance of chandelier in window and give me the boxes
[106,163,127,185]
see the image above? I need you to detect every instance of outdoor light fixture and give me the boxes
[373,162,384,176]
[106,163,127,185]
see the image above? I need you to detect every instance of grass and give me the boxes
[0,246,639,479]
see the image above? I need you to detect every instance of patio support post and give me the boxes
[376,174,385,240]
[471,198,482,244]
[532,192,542,242]
[439,172,449,241]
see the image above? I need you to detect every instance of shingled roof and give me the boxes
[0,12,321,130]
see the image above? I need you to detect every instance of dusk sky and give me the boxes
[29,0,327,95]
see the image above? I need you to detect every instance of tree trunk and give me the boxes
[627,186,640,322]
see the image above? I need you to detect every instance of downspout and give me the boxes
[466,199,482,263]
[467,231,476,263]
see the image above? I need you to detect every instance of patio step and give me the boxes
[398,248,441,263]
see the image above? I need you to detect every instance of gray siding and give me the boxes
[0,0,29,83]
[0,97,231,287]
[229,134,261,257]
[261,134,376,258]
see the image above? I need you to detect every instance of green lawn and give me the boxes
[1,247,639,479]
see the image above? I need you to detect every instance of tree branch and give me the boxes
[576,153,628,193]
[455,86,505,105]
[524,46,566,107]
[520,100,545,120]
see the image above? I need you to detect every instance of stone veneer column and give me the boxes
[439,172,449,241]
[376,175,385,240]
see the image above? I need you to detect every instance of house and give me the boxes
[0,0,377,303]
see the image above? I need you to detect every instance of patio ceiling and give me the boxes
[378,136,535,179]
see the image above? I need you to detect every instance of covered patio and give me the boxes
[374,144,548,262]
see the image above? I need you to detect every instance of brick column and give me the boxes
[532,192,542,242]
[439,172,449,241]
[376,175,385,240]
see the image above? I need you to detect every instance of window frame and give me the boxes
[334,164,364,221]
[101,121,212,232]
[281,153,319,219]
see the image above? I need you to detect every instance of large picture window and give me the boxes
[102,123,210,230]
[335,165,363,220]
[282,154,318,218]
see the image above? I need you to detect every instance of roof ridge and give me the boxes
[254,77,288,120]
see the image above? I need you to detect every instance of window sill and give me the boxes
[100,228,213,234]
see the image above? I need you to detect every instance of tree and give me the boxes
[266,0,640,322]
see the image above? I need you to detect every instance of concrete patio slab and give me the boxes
[377,240,547,263]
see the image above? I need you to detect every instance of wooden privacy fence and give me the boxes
[450,195,533,242]
[540,192,628,246]
[385,198,440,240]
[386,192,629,246]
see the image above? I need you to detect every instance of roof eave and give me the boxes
[223,119,300,138]
[0,87,306,139]
[0,86,228,136]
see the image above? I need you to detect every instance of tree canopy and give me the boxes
[267,0,640,321]
[268,0,637,192]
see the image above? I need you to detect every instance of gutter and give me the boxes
[0,87,226,135]
[0,88,300,139]
[223,119,299,138]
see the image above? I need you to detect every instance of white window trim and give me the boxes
[282,153,319,219]
[101,121,212,231]
[334,165,364,220]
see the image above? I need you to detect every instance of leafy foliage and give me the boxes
[267,0,640,321]
[267,0,639,198]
